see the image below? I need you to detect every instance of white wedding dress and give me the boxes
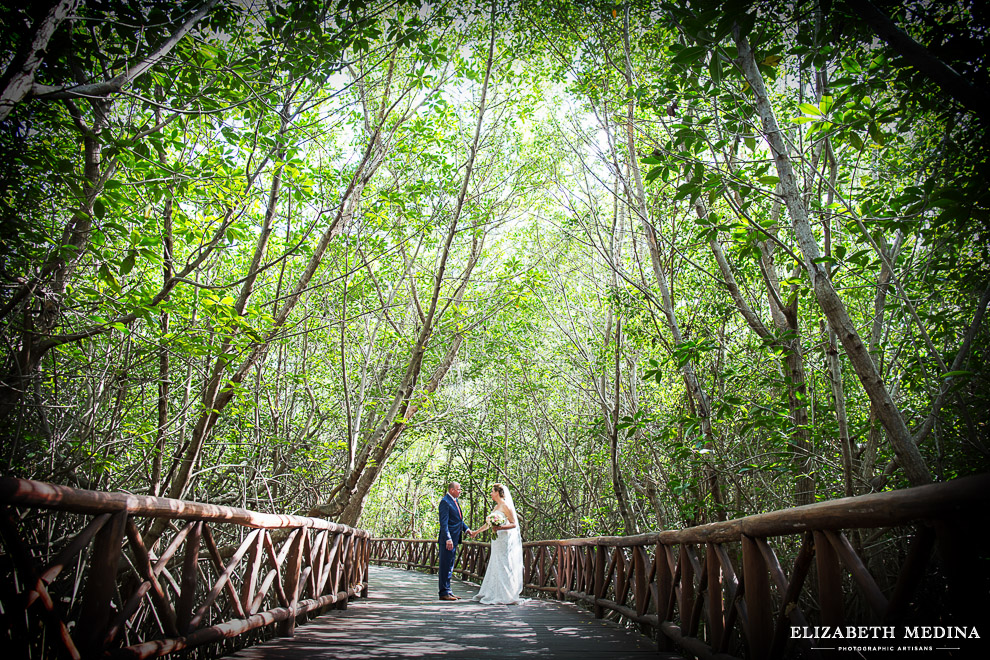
[472,501,526,605]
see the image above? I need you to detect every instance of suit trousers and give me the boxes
[438,540,457,596]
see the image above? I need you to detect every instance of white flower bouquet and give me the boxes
[487,511,508,527]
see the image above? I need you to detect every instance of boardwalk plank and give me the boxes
[230,565,680,659]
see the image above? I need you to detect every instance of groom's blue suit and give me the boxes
[438,492,470,597]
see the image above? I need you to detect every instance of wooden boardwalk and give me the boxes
[230,565,677,659]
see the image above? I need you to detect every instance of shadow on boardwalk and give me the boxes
[231,565,678,659]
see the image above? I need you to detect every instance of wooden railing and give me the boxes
[370,474,990,660]
[0,477,370,659]
[372,536,490,582]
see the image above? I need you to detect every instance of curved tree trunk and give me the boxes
[734,27,931,486]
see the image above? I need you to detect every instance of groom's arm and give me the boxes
[439,500,452,541]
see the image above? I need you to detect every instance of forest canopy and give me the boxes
[1,0,987,542]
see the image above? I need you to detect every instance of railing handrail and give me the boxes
[526,472,990,547]
[0,476,369,535]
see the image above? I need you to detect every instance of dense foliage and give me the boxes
[2,0,987,544]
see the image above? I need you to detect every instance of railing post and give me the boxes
[886,525,935,624]
[633,545,648,617]
[593,543,606,618]
[581,546,591,593]
[360,536,370,597]
[175,520,202,635]
[657,543,674,652]
[78,510,127,656]
[742,534,773,659]
[705,543,724,651]
[278,528,305,637]
[334,534,352,610]
[813,530,843,627]
[345,534,355,599]
[677,544,694,631]
[241,529,265,615]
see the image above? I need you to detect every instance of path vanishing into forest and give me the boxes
[229,565,667,659]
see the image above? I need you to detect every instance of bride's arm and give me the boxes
[493,508,517,531]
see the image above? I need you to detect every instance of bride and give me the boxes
[469,483,526,604]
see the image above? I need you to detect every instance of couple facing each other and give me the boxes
[437,481,525,605]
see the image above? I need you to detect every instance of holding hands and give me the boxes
[472,510,513,538]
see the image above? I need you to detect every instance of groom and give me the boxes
[438,481,472,601]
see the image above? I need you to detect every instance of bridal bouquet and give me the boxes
[487,511,508,527]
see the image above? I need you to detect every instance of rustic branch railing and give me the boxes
[0,477,370,659]
[370,474,990,660]
[371,536,490,582]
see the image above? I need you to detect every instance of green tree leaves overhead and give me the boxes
[1,0,987,541]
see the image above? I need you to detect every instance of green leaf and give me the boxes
[868,121,885,145]
[708,55,722,85]
[798,102,822,117]
[758,176,779,185]
[736,12,756,38]
[119,251,136,276]
[672,46,708,65]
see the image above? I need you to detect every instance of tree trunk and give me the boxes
[734,27,931,486]
[622,9,724,518]
[609,316,638,534]
[0,0,79,121]
[311,13,498,525]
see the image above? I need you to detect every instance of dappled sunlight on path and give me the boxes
[230,565,670,659]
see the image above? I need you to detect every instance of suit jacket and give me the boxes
[438,493,470,545]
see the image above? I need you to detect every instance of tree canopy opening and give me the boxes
[1,0,987,543]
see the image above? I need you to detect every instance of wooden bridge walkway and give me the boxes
[230,564,670,659]
[2,475,989,659]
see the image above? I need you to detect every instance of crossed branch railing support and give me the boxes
[0,477,370,659]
